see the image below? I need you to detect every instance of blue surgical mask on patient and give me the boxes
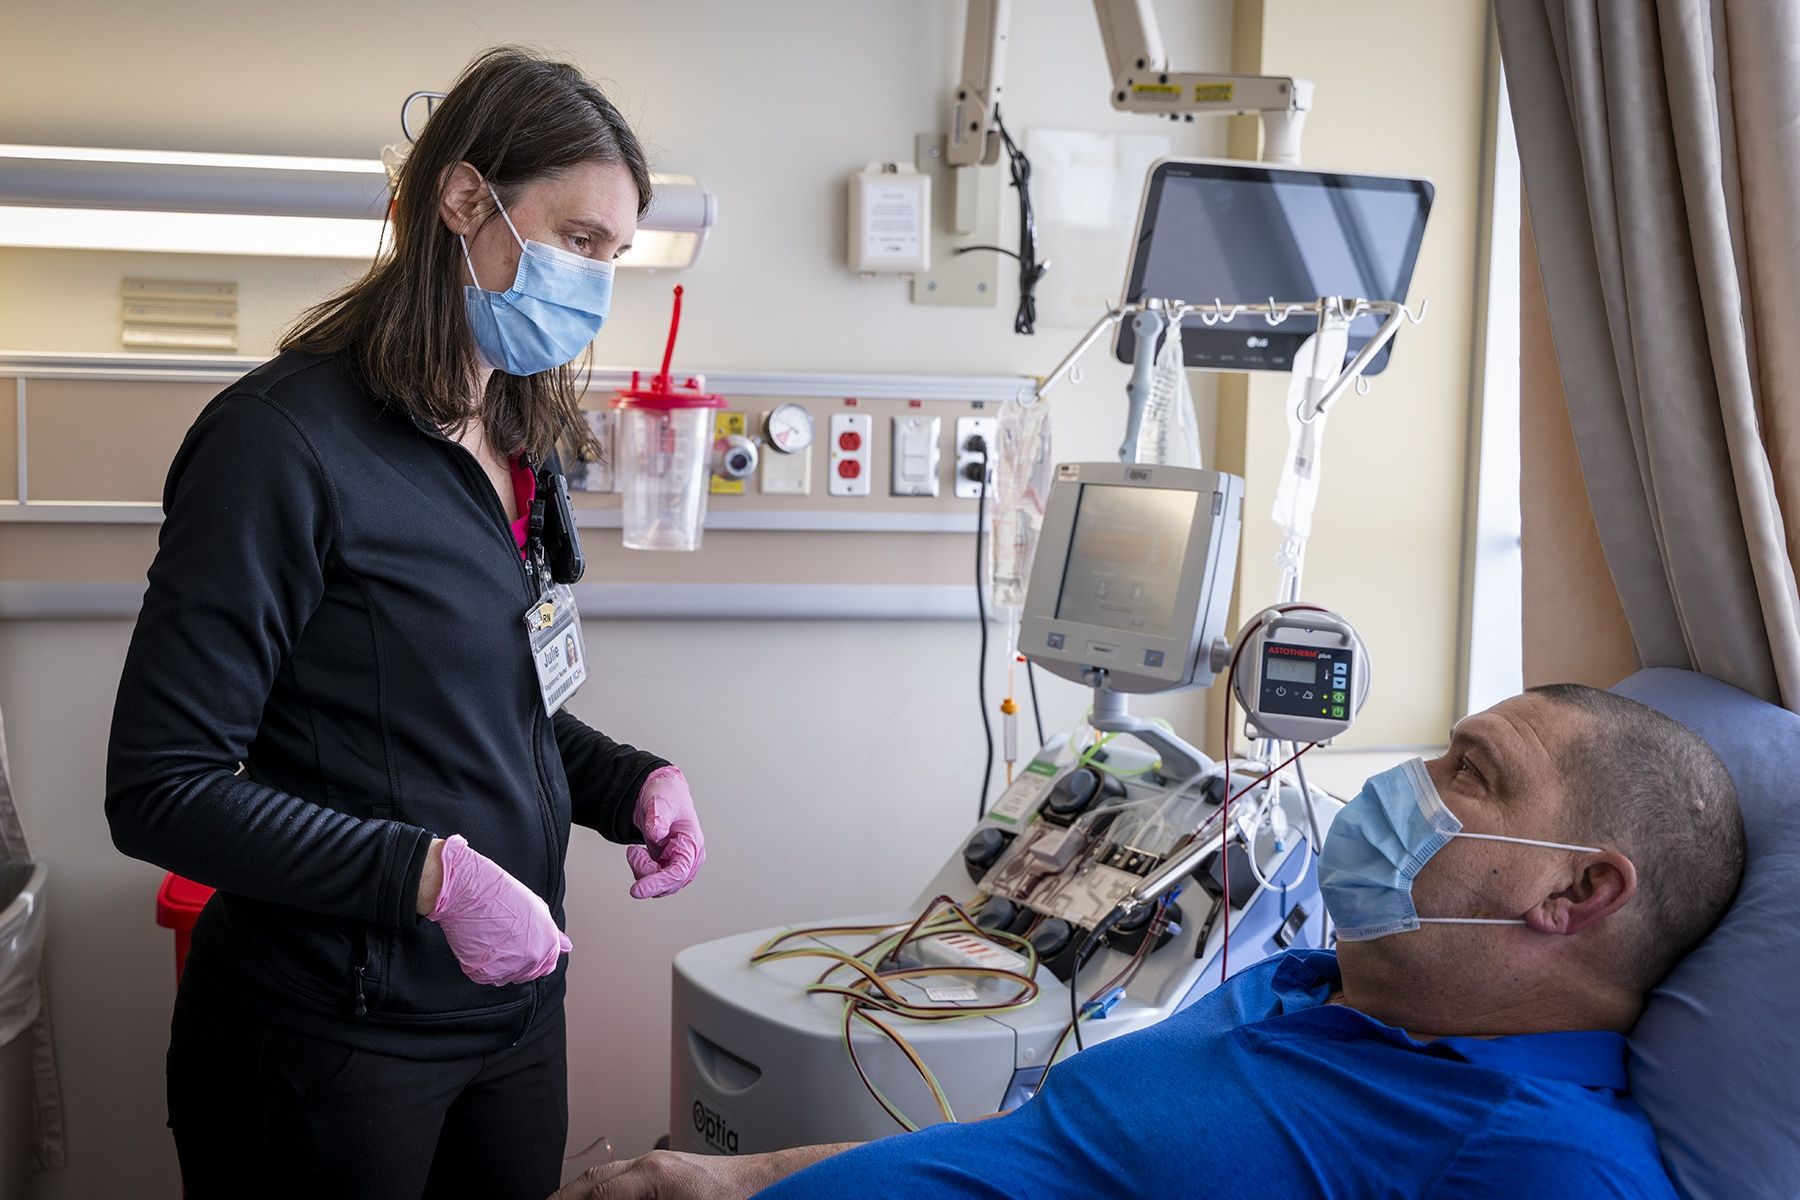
[460,183,613,376]
[1318,758,1601,941]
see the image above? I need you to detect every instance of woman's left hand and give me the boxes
[626,766,706,899]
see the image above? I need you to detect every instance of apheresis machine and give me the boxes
[670,158,1432,1155]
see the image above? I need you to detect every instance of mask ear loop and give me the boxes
[1415,833,1605,928]
[459,179,526,292]
[484,181,526,249]
[1451,832,1602,854]
[458,233,485,292]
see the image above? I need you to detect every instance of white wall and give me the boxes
[0,2,1237,1195]
[1226,0,1493,749]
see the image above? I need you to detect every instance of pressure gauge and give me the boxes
[762,403,815,454]
[1230,606,1371,744]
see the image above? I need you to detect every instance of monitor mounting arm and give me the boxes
[1087,678,1214,782]
[948,0,1313,170]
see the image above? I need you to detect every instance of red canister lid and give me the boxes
[612,285,725,411]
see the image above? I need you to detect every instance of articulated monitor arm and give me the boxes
[950,0,1313,169]
[949,0,1012,169]
[1095,0,1312,163]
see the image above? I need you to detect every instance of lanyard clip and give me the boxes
[528,539,551,599]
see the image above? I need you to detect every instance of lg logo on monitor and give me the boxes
[1245,336,1270,348]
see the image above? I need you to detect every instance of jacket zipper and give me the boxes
[432,435,565,1036]
[339,417,566,1025]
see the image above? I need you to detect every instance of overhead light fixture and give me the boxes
[0,145,716,268]
[631,173,715,270]
[0,206,390,259]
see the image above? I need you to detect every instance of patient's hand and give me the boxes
[550,1145,851,1200]
[551,1150,761,1200]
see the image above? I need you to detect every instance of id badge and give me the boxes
[523,583,589,714]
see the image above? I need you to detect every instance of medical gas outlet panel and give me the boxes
[576,397,1006,507]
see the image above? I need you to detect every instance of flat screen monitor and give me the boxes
[1053,485,1199,638]
[1021,462,1243,695]
[1116,158,1433,375]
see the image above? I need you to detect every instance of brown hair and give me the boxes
[283,45,651,464]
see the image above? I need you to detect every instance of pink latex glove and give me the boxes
[626,766,706,899]
[426,834,572,986]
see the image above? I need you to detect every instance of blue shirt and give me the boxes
[757,950,1676,1199]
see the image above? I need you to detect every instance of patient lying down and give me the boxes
[555,685,1743,1200]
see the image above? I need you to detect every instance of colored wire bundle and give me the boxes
[749,895,1042,1132]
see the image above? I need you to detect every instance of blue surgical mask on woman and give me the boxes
[460,183,614,376]
[1318,757,1602,941]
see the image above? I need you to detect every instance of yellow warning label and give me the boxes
[1131,83,1182,103]
[711,411,746,495]
[1194,82,1236,104]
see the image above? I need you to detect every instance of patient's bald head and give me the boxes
[1336,684,1744,1036]
[1529,684,1744,989]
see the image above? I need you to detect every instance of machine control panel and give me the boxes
[1231,606,1370,744]
[1258,642,1354,723]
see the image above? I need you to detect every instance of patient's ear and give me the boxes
[1524,852,1636,936]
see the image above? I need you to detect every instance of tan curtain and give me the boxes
[1497,0,1800,710]
[1519,203,1639,689]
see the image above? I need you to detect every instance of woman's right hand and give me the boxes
[421,834,572,986]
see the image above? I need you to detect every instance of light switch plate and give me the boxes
[890,414,942,497]
[569,409,618,493]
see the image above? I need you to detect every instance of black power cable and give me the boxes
[974,446,994,820]
[1025,660,1047,749]
[954,106,1047,335]
[1068,912,1120,1053]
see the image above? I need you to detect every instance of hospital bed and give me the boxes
[1613,668,1800,1200]
[667,667,1791,1198]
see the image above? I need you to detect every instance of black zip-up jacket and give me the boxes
[106,349,667,1057]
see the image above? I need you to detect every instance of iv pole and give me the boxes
[1035,295,1427,919]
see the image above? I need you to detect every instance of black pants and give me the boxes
[167,987,569,1200]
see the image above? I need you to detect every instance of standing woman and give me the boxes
[105,47,704,1200]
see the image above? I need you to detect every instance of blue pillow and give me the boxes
[1611,668,1800,1199]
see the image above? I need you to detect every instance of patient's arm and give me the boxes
[549,1144,860,1200]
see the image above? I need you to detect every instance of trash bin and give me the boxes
[155,873,215,979]
[0,859,48,1200]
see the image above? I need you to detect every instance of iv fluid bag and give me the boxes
[1270,327,1347,542]
[1135,317,1204,468]
[991,394,1053,614]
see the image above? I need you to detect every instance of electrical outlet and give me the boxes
[829,413,872,497]
[954,415,997,499]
